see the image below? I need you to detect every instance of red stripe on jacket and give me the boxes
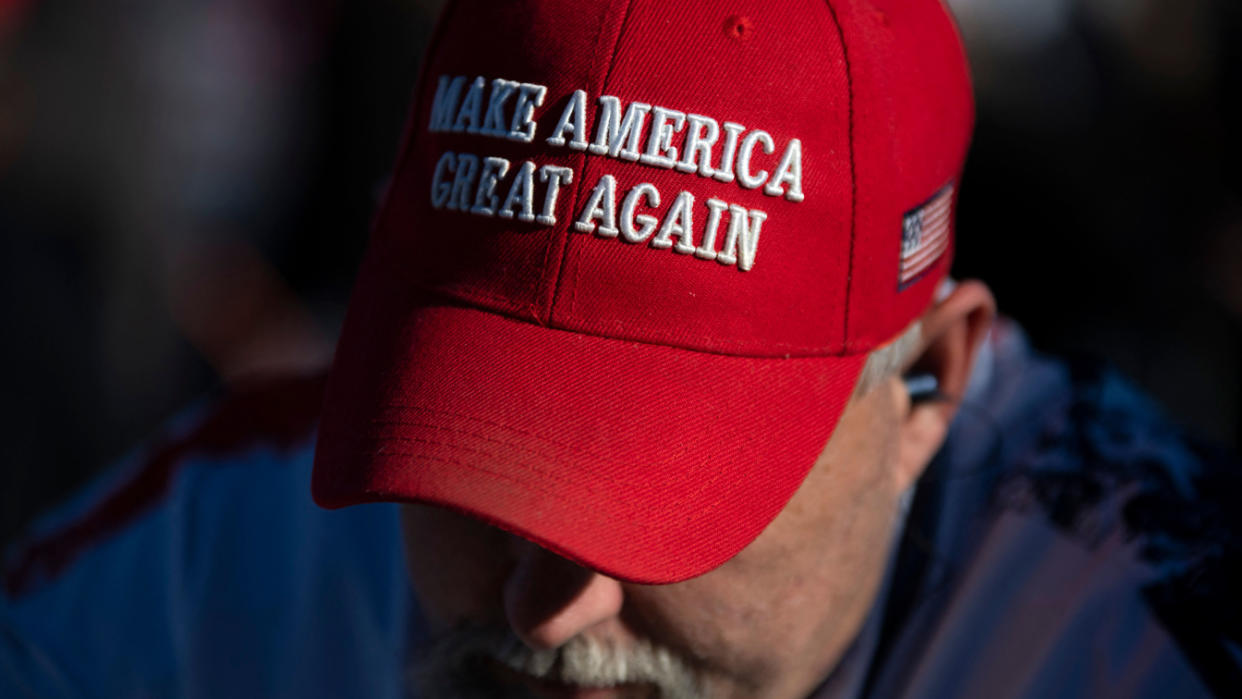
[4,373,328,597]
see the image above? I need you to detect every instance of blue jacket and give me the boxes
[3,322,1239,698]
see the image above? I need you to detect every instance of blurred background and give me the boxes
[1,0,1239,548]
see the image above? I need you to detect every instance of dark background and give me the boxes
[2,0,1239,548]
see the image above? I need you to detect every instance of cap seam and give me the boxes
[545,0,638,325]
[364,414,763,512]
[327,448,752,584]
[370,411,618,463]
[357,435,639,500]
[325,451,751,585]
[821,0,858,347]
[422,292,873,358]
[384,258,876,357]
[343,424,783,531]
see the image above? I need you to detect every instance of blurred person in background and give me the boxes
[2,0,1240,698]
[0,0,440,545]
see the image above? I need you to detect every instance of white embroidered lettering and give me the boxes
[588,97,621,155]
[696,198,728,260]
[764,138,804,201]
[640,106,686,169]
[430,151,456,208]
[546,90,590,150]
[620,183,660,243]
[425,81,794,272]
[536,165,573,226]
[429,75,466,132]
[448,153,480,210]
[590,97,651,161]
[652,190,696,254]
[737,130,775,190]
[452,77,486,134]
[718,204,766,271]
[470,156,511,216]
[574,175,619,237]
[498,160,537,221]
[480,79,519,138]
[712,122,746,184]
[509,83,547,142]
[677,114,720,177]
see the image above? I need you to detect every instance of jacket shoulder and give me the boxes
[1,373,412,699]
[4,373,328,597]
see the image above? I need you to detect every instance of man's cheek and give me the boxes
[631,589,780,688]
[405,549,498,627]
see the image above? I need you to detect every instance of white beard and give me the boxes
[407,624,702,699]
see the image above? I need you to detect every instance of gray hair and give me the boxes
[409,624,702,698]
[853,320,923,397]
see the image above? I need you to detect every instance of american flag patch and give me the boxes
[899,183,954,288]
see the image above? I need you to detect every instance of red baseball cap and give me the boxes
[312,0,973,584]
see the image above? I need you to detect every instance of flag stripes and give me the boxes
[900,184,954,286]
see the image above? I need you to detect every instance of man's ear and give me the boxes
[893,280,996,491]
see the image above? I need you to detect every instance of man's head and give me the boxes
[400,281,993,698]
[311,0,983,696]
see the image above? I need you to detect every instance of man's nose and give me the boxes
[503,537,624,651]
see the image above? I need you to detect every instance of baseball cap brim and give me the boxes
[312,263,866,585]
